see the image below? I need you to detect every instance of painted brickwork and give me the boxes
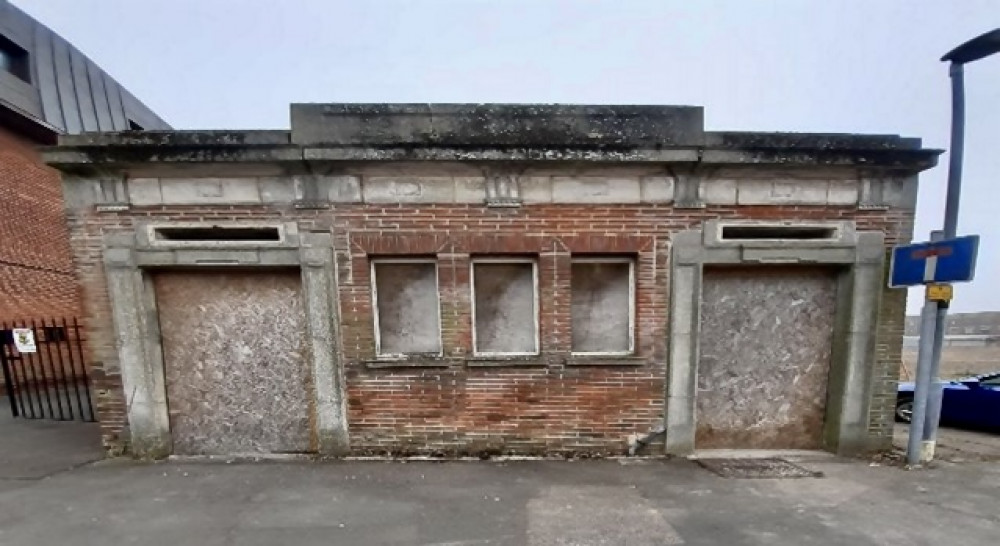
[63,181,913,455]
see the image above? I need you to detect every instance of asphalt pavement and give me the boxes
[1,402,998,545]
[0,455,997,545]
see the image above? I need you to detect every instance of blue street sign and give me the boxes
[889,235,980,288]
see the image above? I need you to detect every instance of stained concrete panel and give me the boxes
[374,262,441,355]
[473,262,536,354]
[159,178,261,204]
[520,176,553,204]
[699,180,738,205]
[363,177,455,203]
[639,176,674,203]
[127,178,162,205]
[571,261,631,353]
[551,177,641,203]
[737,181,829,205]
[828,181,860,205]
[155,270,312,455]
[696,267,836,449]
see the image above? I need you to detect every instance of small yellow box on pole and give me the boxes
[926,284,954,302]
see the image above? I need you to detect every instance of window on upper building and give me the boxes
[0,36,30,83]
[128,119,145,131]
[571,257,635,355]
[471,259,538,356]
[372,259,442,357]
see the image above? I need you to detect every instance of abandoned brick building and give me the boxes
[43,103,939,458]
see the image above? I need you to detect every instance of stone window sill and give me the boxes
[565,355,646,367]
[465,356,545,368]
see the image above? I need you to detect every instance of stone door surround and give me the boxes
[666,219,885,455]
[102,221,347,458]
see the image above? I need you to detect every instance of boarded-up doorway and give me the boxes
[696,267,837,449]
[154,270,313,455]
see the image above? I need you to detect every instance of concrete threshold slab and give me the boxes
[168,453,317,463]
[165,454,671,463]
[689,449,838,463]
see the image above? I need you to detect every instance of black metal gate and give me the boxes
[0,318,95,422]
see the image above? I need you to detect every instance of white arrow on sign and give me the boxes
[923,255,938,282]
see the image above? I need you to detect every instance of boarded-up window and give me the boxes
[373,261,442,356]
[571,259,633,354]
[472,261,538,355]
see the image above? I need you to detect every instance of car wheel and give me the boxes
[895,396,914,423]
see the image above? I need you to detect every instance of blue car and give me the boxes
[897,372,1000,431]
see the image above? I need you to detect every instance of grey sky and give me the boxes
[13,0,1000,314]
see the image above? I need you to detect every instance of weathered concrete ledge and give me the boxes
[43,103,942,175]
[57,130,292,147]
[704,131,925,150]
[290,103,705,148]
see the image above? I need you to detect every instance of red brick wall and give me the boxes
[343,229,663,455]
[65,199,912,455]
[0,125,80,321]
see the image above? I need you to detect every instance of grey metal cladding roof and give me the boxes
[0,0,170,134]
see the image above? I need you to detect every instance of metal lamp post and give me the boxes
[906,28,1000,465]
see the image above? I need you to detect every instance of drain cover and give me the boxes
[696,457,823,479]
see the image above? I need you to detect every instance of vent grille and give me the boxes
[720,225,836,241]
[152,226,282,243]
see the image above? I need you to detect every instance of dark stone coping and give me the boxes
[58,130,291,147]
[705,131,924,151]
[290,103,704,148]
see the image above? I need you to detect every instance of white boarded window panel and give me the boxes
[473,262,537,354]
[571,260,632,353]
[374,262,441,356]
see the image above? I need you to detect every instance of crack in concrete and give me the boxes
[0,457,102,481]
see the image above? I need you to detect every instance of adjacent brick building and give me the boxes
[0,124,77,319]
[44,103,939,458]
[0,0,168,324]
